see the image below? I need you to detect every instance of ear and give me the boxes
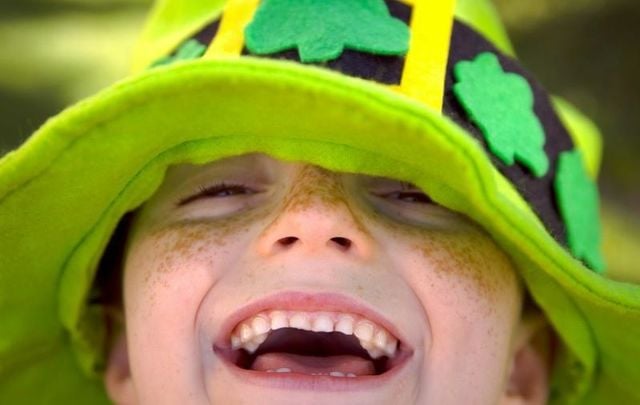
[104,331,136,405]
[500,313,552,405]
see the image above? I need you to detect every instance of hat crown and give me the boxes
[135,0,518,113]
[133,0,514,73]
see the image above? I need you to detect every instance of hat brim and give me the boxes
[1,57,638,404]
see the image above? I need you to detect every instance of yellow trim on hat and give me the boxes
[204,0,260,58]
[203,0,456,112]
[400,0,456,111]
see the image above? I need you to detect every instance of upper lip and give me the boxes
[214,290,410,352]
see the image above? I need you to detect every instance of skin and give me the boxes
[105,153,549,404]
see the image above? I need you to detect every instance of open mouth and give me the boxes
[215,309,410,380]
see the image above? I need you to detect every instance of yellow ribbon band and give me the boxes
[400,0,457,111]
[205,0,260,58]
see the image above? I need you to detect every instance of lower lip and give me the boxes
[213,346,413,392]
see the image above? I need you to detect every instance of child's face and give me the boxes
[106,154,541,404]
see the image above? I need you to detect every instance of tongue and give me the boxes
[252,353,375,376]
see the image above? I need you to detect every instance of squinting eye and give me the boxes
[178,182,255,206]
[383,191,433,204]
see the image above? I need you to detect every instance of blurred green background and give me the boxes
[0,0,638,280]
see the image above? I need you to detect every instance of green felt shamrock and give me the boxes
[453,52,549,177]
[152,39,207,68]
[555,150,605,272]
[245,0,410,63]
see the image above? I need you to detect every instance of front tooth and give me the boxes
[251,315,271,335]
[275,368,291,373]
[335,315,355,335]
[354,320,374,342]
[269,311,289,330]
[289,313,311,330]
[329,371,345,377]
[312,313,334,332]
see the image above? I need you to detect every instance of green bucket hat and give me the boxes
[1,0,639,403]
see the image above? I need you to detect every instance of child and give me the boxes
[1,0,638,403]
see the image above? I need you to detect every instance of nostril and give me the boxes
[330,237,352,249]
[277,236,299,247]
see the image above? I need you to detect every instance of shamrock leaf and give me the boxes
[245,0,409,63]
[555,150,605,272]
[152,39,207,68]
[453,52,549,177]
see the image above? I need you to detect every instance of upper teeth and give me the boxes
[230,311,398,359]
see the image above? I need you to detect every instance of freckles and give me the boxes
[420,232,517,312]
[370,212,517,313]
[281,166,346,212]
[140,225,212,284]
[278,165,370,235]
[132,209,266,295]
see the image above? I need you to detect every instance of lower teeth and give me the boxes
[264,369,357,377]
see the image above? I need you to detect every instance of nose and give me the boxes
[256,168,374,259]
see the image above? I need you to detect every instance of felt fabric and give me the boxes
[453,52,549,177]
[205,0,260,58]
[153,19,220,68]
[128,0,516,75]
[243,46,408,84]
[194,18,223,50]
[0,0,638,404]
[444,20,576,248]
[385,0,412,24]
[152,38,207,67]
[160,0,413,84]
[241,0,412,84]
[555,150,604,272]
[244,0,410,63]
[400,0,456,110]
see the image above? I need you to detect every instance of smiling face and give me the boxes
[104,154,549,404]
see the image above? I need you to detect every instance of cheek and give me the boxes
[416,232,518,311]
[381,219,519,317]
[121,222,255,397]
[123,223,253,347]
[407,230,520,339]
[125,225,220,317]
[379,223,522,399]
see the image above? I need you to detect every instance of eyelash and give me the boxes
[375,181,434,205]
[178,182,253,206]
[178,182,433,206]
